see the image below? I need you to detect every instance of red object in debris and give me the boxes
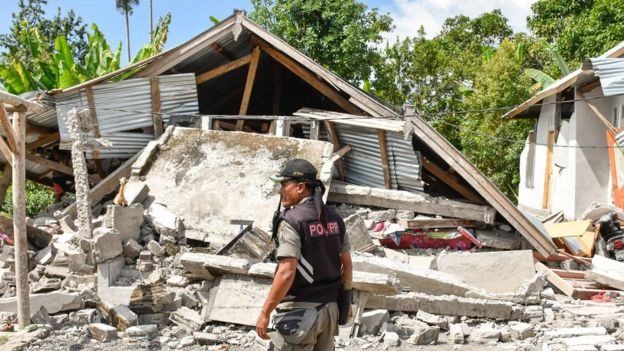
[590,291,613,303]
[457,227,483,248]
[0,232,13,246]
[378,231,473,250]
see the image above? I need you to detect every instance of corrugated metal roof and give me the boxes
[59,132,154,159]
[591,58,624,97]
[51,73,198,158]
[295,109,423,192]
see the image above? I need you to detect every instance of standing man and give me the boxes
[256,159,352,351]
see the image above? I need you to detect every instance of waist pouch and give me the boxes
[272,304,325,345]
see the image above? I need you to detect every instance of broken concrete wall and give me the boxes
[139,128,334,247]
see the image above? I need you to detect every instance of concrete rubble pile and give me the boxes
[1,128,624,350]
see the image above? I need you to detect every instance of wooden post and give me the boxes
[150,77,164,137]
[12,111,29,328]
[237,46,261,131]
[542,130,555,210]
[324,121,345,181]
[377,129,392,189]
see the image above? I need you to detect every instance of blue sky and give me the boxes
[0,0,536,65]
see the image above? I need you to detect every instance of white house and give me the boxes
[505,42,624,219]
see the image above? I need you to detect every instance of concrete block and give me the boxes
[30,276,61,293]
[97,256,134,306]
[34,245,56,265]
[368,209,396,222]
[123,181,150,205]
[449,323,464,344]
[0,291,82,315]
[406,322,440,345]
[170,306,204,331]
[89,323,118,342]
[68,250,95,274]
[31,306,52,325]
[360,309,390,335]
[209,275,272,326]
[510,322,535,340]
[416,310,448,330]
[138,313,170,326]
[601,345,624,351]
[352,252,474,297]
[344,214,374,252]
[470,327,501,343]
[104,205,144,243]
[431,250,535,294]
[126,324,159,339]
[383,331,400,347]
[366,292,522,320]
[560,335,614,347]
[111,304,138,330]
[181,252,249,276]
[193,332,221,345]
[248,262,277,278]
[148,203,183,238]
[475,229,522,250]
[166,275,189,288]
[147,240,165,257]
[92,229,123,263]
[70,308,100,324]
[545,327,607,338]
[122,239,142,259]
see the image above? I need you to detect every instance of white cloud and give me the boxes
[384,0,537,41]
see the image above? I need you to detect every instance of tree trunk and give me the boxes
[125,10,131,62]
[149,0,154,39]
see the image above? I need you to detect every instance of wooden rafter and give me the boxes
[421,156,482,203]
[252,36,362,115]
[578,92,618,134]
[150,77,164,137]
[0,105,18,154]
[377,129,392,189]
[237,46,261,131]
[25,152,100,184]
[196,54,253,84]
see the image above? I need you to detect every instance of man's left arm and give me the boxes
[256,257,298,339]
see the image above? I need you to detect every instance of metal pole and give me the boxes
[12,111,29,328]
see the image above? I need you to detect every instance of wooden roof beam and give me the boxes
[237,46,261,130]
[251,35,362,115]
[196,53,253,84]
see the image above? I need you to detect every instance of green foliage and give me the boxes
[250,0,393,84]
[0,13,171,94]
[460,39,534,199]
[2,181,55,217]
[0,0,88,70]
[528,0,624,64]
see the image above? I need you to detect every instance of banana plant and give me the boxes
[0,14,170,94]
[524,40,571,89]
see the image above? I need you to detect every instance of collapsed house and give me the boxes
[2,10,624,351]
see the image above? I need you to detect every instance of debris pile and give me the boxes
[1,128,624,351]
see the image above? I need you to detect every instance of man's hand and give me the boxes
[255,258,297,340]
[256,311,271,340]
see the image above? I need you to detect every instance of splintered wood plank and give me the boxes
[535,261,575,297]
[377,129,392,189]
[324,121,345,180]
[542,130,555,209]
[237,47,261,131]
[150,77,164,137]
[195,54,252,84]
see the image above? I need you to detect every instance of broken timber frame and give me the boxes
[237,46,261,131]
[0,91,45,328]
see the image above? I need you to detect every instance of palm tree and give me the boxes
[115,0,140,62]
